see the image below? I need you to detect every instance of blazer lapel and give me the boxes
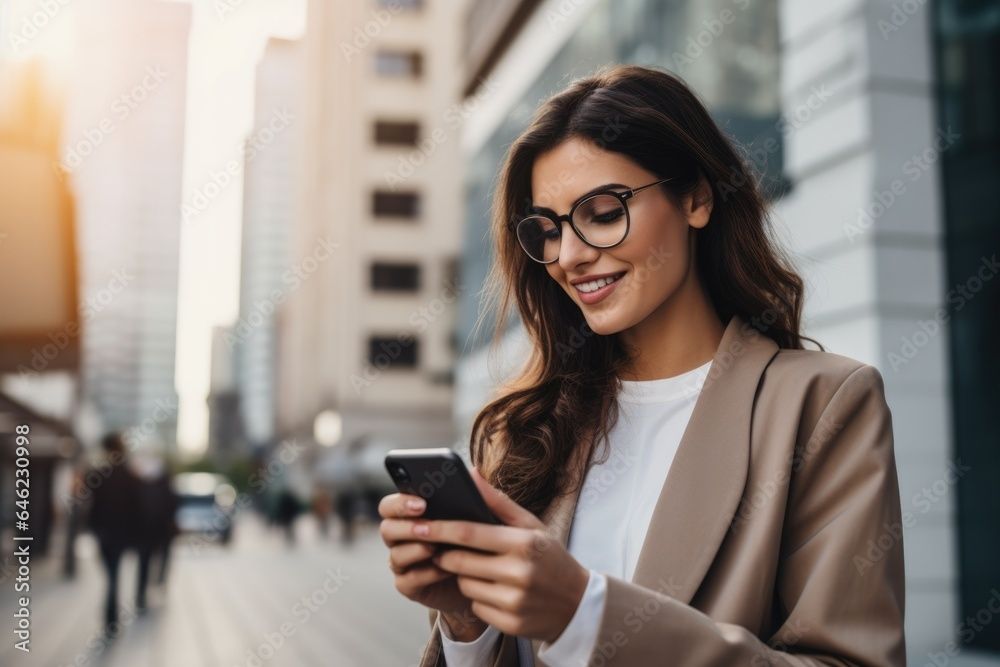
[526,314,778,663]
[629,313,778,601]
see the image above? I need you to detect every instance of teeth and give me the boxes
[576,273,622,293]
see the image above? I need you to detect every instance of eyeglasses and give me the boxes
[511,177,673,264]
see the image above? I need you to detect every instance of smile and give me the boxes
[573,271,626,305]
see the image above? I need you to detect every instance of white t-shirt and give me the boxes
[439,358,713,666]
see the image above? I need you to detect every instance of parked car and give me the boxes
[173,472,237,545]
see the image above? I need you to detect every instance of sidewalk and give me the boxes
[0,514,432,667]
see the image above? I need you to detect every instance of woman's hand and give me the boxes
[378,491,487,640]
[391,467,590,644]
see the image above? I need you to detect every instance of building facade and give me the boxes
[234,37,304,455]
[66,0,191,453]
[276,0,467,472]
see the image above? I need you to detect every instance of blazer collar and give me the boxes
[535,313,779,616]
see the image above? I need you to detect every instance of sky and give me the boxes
[174,0,306,455]
[2,0,307,455]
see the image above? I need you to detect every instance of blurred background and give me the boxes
[0,0,997,665]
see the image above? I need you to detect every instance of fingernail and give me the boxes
[406,498,425,512]
[413,522,430,536]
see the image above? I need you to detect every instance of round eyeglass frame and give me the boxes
[510,177,674,264]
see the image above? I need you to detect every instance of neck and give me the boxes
[617,267,724,382]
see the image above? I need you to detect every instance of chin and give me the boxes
[583,311,628,336]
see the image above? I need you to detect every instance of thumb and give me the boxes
[470,466,542,529]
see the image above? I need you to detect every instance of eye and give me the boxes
[592,208,624,224]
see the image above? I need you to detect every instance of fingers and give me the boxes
[380,518,419,546]
[456,576,522,612]
[414,520,539,554]
[469,467,543,529]
[381,516,541,555]
[378,492,426,519]
[432,549,528,587]
[394,564,452,597]
[388,541,438,574]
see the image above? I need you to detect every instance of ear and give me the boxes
[684,176,714,230]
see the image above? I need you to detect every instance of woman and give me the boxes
[379,64,905,666]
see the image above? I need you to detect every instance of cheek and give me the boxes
[615,218,688,304]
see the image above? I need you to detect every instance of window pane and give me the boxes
[372,191,420,218]
[378,0,423,8]
[368,335,419,369]
[375,50,422,78]
[374,120,420,146]
[371,261,421,291]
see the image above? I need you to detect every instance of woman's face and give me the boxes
[530,136,710,336]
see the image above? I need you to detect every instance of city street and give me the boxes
[1,516,432,667]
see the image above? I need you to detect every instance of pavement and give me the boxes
[0,515,433,667]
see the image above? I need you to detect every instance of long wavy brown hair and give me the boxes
[468,64,821,518]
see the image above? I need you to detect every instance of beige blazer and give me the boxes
[417,313,906,666]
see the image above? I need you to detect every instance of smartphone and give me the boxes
[384,448,501,525]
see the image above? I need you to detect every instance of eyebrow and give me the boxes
[529,182,629,216]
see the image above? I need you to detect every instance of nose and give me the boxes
[557,219,601,272]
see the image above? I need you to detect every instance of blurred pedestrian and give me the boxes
[334,488,356,545]
[86,432,141,634]
[311,488,332,539]
[134,457,180,605]
[274,487,301,546]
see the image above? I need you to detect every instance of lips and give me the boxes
[573,271,626,305]
[573,271,626,293]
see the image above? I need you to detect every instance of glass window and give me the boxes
[368,335,418,369]
[372,190,420,218]
[370,261,421,291]
[374,120,420,146]
[378,0,423,9]
[375,50,422,78]
[934,0,1000,652]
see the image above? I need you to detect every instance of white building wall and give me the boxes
[773,1,960,661]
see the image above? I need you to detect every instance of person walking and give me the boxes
[87,432,142,634]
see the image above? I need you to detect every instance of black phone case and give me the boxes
[384,448,501,525]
